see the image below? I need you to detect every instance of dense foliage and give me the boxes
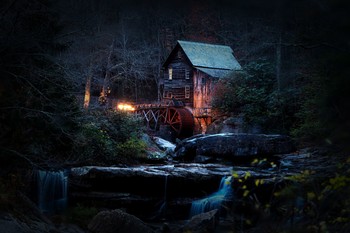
[73,110,146,165]
[212,56,350,147]
[0,0,78,170]
[0,0,147,171]
[230,156,350,233]
[212,60,299,134]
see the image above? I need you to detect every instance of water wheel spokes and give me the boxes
[167,108,182,134]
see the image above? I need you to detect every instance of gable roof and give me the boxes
[163,40,242,78]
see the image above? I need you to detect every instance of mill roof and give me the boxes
[163,40,241,78]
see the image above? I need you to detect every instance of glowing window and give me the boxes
[168,68,173,80]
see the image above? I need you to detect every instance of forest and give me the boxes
[0,0,349,232]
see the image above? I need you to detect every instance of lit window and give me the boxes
[168,68,173,80]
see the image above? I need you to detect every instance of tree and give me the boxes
[0,0,80,167]
[212,60,299,134]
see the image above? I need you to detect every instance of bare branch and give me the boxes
[0,147,41,169]
[0,107,56,120]
[5,71,51,102]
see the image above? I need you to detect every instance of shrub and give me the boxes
[73,109,146,164]
[116,136,147,158]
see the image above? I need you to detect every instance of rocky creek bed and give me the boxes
[0,134,343,233]
[68,147,336,222]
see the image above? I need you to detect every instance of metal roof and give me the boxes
[177,40,242,75]
[196,67,234,78]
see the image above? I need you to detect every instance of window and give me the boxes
[185,69,190,79]
[168,67,173,80]
[185,85,190,99]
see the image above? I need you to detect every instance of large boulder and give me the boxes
[173,133,295,162]
[180,209,218,233]
[152,136,176,154]
[142,134,177,163]
[142,133,168,163]
[88,209,154,233]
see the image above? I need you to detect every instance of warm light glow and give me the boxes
[117,103,135,111]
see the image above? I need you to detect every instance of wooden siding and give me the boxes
[163,49,194,106]
[193,70,214,117]
[162,46,218,118]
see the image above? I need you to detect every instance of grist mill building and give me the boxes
[161,40,242,133]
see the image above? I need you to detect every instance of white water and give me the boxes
[37,170,68,214]
[150,174,168,220]
[158,174,168,215]
[189,176,233,217]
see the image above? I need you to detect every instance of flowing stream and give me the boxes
[151,174,168,219]
[37,170,68,214]
[189,176,233,217]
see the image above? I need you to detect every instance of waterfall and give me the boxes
[159,174,168,214]
[150,174,168,220]
[189,176,233,217]
[37,170,68,214]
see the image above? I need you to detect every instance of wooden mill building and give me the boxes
[161,40,242,133]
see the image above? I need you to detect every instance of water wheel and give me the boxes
[165,107,194,138]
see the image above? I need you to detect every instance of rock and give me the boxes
[181,209,218,233]
[58,224,86,233]
[152,137,176,154]
[0,192,68,233]
[142,133,168,163]
[88,209,154,233]
[69,164,233,196]
[0,212,85,233]
[144,136,177,162]
[69,164,233,219]
[173,133,295,162]
[194,155,218,163]
[0,215,34,233]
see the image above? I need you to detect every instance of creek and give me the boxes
[36,169,69,214]
[34,150,318,221]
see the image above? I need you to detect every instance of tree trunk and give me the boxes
[83,74,91,109]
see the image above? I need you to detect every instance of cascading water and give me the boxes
[37,170,68,214]
[159,174,168,215]
[189,176,233,217]
[151,174,168,219]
